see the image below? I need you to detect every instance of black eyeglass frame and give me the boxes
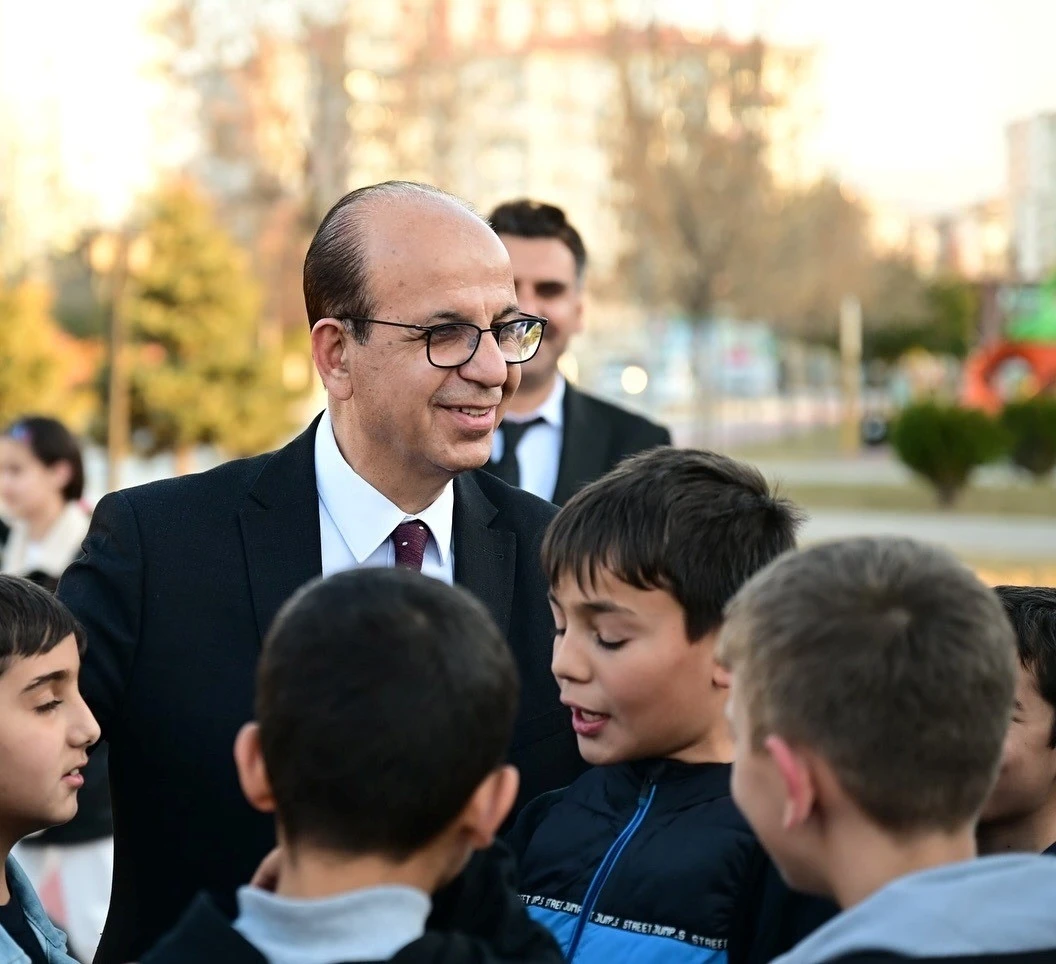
[338,314,548,369]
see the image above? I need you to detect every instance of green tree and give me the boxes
[1001,397,1056,480]
[889,402,1008,506]
[114,181,301,471]
[0,281,69,424]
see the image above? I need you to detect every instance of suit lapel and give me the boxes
[239,415,323,642]
[552,384,611,506]
[453,474,516,639]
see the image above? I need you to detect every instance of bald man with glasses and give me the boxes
[59,182,586,963]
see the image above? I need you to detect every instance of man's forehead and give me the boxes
[500,234,577,276]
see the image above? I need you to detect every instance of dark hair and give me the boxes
[0,575,86,675]
[488,200,587,280]
[720,538,1017,833]
[542,447,803,640]
[995,585,1056,747]
[256,567,519,859]
[3,416,85,502]
[304,181,479,342]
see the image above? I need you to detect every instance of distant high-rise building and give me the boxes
[1008,113,1056,280]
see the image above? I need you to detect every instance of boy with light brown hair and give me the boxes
[719,537,1056,964]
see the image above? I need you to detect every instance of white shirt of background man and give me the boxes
[489,375,565,502]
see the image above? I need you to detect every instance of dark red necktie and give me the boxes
[391,520,431,571]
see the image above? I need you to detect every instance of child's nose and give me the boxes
[552,633,590,683]
[71,693,102,748]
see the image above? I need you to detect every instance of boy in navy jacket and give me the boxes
[509,448,834,964]
[720,538,1056,964]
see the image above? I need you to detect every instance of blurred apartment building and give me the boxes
[343,0,819,277]
[867,197,1009,281]
[1007,112,1056,281]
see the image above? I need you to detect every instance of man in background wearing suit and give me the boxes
[485,200,671,505]
[58,182,584,963]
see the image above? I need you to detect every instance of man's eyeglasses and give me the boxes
[340,314,547,369]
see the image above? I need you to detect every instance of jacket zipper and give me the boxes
[565,778,657,961]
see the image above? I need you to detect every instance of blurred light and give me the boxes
[621,365,648,395]
[89,235,119,274]
[558,353,579,385]
[344,69,378,100]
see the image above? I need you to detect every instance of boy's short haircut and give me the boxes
[994,585,1056,746]
[256,567,519,860]
[0,575,86,674]
[719,537,1017,833]
[541,447,803,640]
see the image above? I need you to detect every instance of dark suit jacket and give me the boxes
[551,386,671,506]
[57,415,584,964]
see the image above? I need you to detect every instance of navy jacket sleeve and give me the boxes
[503,788,566,871]
[729,855,838,964]
[407,841,564,964]
[57,490,145,738]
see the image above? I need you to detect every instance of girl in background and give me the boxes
[0,416,113,963]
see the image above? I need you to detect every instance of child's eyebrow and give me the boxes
[578,600,635,616]
[21,669,70,694]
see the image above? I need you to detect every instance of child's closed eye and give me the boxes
[35,700,62,714]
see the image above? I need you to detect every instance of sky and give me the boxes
[662,0,1056,212]
[2,0,1055,226]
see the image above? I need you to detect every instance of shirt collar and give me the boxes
[505,374,565,428]
[234,883,431,964]
[315,410,454,566]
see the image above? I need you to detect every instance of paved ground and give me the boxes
[802,509,1056,560]
[752,455,1045,489]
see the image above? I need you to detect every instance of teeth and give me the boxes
[68,769,80,776]
[580,710,605,722]
[455,407,489,416]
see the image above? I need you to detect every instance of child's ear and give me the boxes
[49,459,73,495]
[765,735,816,831]
[234,722,276,814]
[459,765,520,850]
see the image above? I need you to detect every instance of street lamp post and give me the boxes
[90,232,151,493]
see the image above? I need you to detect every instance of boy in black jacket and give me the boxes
[978,586,1056,857]
[720,538,1056,964]
[509,448,834,964]
[143,567,563,964]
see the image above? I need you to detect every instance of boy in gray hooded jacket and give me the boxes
[718,537,1056,964]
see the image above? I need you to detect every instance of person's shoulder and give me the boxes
[568,386,671,443]
[114,448,279,517]
[465,469,559,526]
[139,892,266,964]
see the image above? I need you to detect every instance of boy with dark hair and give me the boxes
[979,585,1056,857]
[144,567,564,964]
[720,538,1056,964]
[510,447,833,964]
[0,574,99,964]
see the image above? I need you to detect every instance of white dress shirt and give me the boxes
[315,410,454,583]
[490,375,565,502]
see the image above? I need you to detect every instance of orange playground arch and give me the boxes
[962,341,1056,413]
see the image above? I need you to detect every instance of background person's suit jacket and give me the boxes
[550,385,672,506]
[58,414,585,964]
